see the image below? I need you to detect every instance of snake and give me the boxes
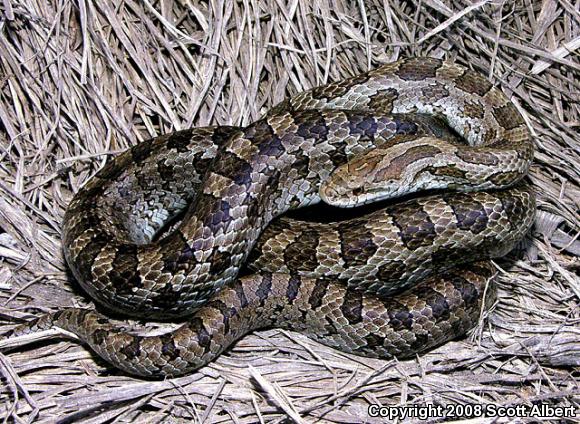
[3,58,535,377]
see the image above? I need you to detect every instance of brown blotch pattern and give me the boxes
[377,145,441,180]
[391,205,437,250]
[396,57,442,81]
[340,290,364,324]
[454,69,493,96]
[337,224,378,268]
[425,164,468,179]
[367,87,399,113]
[376,260,407,285]
[493,104,525,130]
[488,170,522,186]
[284,230,321,272]
[445,194,489,234]
[310,71,370,100]
[463,101,485,119]
[421,83,450,102]
[455,149,499,166]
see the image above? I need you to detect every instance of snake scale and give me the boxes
[4,58,535,377]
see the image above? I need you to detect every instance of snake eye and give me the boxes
[353,187,365,196]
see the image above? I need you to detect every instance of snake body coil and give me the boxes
[5,58,535,377]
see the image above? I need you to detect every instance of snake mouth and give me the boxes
[320,183,396,208]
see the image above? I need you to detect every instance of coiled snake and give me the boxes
[4,58,535,377]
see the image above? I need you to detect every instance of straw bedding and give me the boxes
[0,1,578,422]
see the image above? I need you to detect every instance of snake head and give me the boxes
[319,148,407,207]
[319,138,461,208]
[319,162,404,207]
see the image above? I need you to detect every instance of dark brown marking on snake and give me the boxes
[257,130,285,159]
[256,273,273,303]
[165,130,194,152]
[337,224,378,268]
[424,164,468,179]
[367,87,399,113]
[210,126,241,147]
[445,194,489,234]
[430,247,469,274]
[421,83,450,102]
[364,333,386,349]
[244,119,275,146]
[291,150,311,179]
[188,317,212,354]
[202,199,232,231]
[262,170,282,201]
[208,250,233,276]
[310,72,370,100]
[449,274,479,305]
[154,283,187,310]
[215,152,253,187]
[161,232,198,273]
[417,286,451,320]
[73,235,110,283]
[394,119,419,136]
[70,209,111,270]
[376,260,407,283]
[191,151,216,178]
[327,142,349,168]
[110,245,142,292]
[482,127,497,144]
[92,329,109,346]
[346,113,379,138]
[245,196,261,222]
[454,70,493,97]
[206,299,235,318]
[495,188,526,223]
[284,230,320,272]
[97,158,129,181]
[466,263,495,279]
[397,58,441,81]
[295,110,329,142]
[340,290,364,324]
[492,137,520,149]
[286,274,302,302]
[387,302,414,330]
[120,336,142,359]
[493,104,525,130]
[463,102,485,119]
[159,333,182,361]
[309,279,331,309]
[391,205,437,250]
[133,169,156,201]
[231,279,249,308]
[488,171,522,186]
[376,145,441,180]
[130,138,155,163]
[455,149,499,166]
[156,161,177,187]
[205,299,237,334]
[409,331,430,353]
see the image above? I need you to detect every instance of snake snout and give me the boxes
[319,169,365,207]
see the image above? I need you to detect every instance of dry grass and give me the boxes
[0,0,579,422]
